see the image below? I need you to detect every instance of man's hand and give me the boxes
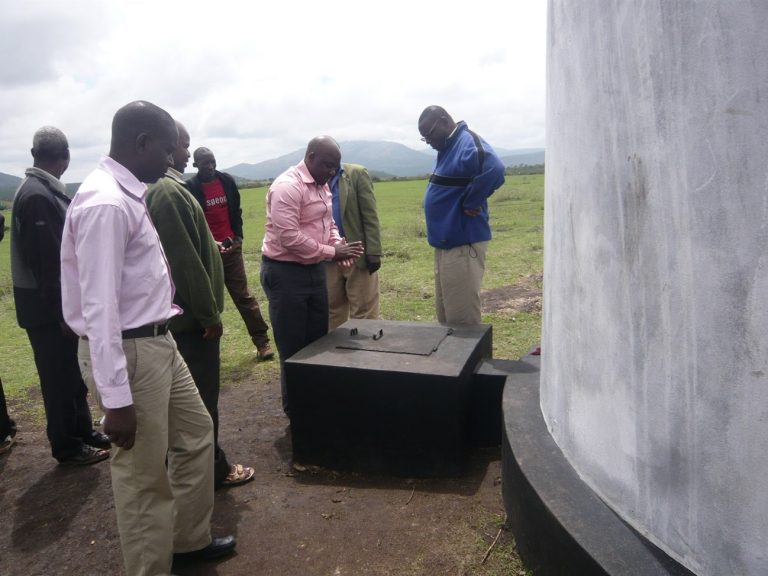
[365,255,381,275]
[104,405,137,450]
[203,323,223,340]
[463,207,482,217]
[333,240,364,261]
[217,237,242,254]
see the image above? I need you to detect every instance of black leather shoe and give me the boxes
[58,444,110,466]
[173,535,236,563]
[83,430,111,449]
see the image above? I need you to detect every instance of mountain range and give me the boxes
[0,141,544,201]
[225,141,544,180]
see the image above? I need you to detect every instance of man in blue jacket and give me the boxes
[418,106,506,325]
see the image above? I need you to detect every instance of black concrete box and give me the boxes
[469,358,538,448]
[285,319,492,476]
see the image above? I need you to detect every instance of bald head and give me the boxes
[304,136,341,186]
[31,126,70,179]
[109,100,178,183]
[171,120,191,173]
[418,105,456,151]
[418,105,450,124]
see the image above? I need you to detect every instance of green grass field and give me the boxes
[0,174,543,399]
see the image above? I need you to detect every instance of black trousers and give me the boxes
[260,257,328,415]
[173,329,231,487]
[0,377,16,439]
[26,324,93,460]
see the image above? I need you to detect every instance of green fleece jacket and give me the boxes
[146,168,224,334]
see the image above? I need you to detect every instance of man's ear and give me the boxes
[135,132,149,153]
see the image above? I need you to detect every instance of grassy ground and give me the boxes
[0,173,544,397]
[0,175,542,575]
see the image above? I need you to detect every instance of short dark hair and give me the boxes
[111,100,175,149]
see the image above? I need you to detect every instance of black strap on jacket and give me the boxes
[428,129,486,188]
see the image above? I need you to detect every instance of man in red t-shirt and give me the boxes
[187,147,274,360]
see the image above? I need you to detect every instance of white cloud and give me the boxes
[0,0,547,182]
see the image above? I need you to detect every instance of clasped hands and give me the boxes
[333,239,365,269]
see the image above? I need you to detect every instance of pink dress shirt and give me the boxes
[61,156,180,409]
[261,161,341,264]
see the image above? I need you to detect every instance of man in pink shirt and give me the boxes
[61,101,235,576]
[260,136,364,415]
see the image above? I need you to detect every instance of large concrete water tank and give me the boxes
[542,2,768,574]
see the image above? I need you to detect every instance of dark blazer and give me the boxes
[10,172,71,328]
[337,163,382,271]
[186,170,244,240]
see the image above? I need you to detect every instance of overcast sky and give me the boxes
[0,1,546,183]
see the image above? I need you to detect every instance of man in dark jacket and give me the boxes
[10,127,110,464]
[187,148,274,360]
[0,212,17,455]
[146,122,254,489]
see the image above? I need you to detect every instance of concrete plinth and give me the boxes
[285,319,492,476]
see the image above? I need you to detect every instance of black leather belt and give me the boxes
[80,322,170,341]
[121,322,170,339]
[262,255,318,267]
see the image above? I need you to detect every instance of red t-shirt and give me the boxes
[202,178,235,242]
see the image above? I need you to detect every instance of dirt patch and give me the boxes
[0,365,525,576]
[482,274,542,315]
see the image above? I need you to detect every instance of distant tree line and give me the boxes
[505,164,544,175]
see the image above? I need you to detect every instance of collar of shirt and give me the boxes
[296,160,318,185]
[25,166,68,196]
[165,166,186,185]
[329,165,344,196]
[99,156,147,200]
[447,122,463,143]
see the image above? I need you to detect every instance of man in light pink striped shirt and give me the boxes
[61,101,234,575]
[260,136,364,415]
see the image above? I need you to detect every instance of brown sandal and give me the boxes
[0,434,15,455]
[221,463,255,487]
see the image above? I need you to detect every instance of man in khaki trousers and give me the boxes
[325,163,382,330]
[61,101,235,576]
[418,106,506,325]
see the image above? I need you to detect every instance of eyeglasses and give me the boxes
[420,117,443,142]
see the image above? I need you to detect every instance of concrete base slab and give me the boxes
[502,354,695,576]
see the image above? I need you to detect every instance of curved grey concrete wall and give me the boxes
[542,2,768,575]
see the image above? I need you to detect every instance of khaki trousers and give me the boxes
[78,333,214,576]
[325,262,380,331]
[434,241,488,325]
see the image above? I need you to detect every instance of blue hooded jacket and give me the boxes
[423,121,505,249]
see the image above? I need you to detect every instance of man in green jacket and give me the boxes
[146,121,254,489]
[325,163,382,330]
